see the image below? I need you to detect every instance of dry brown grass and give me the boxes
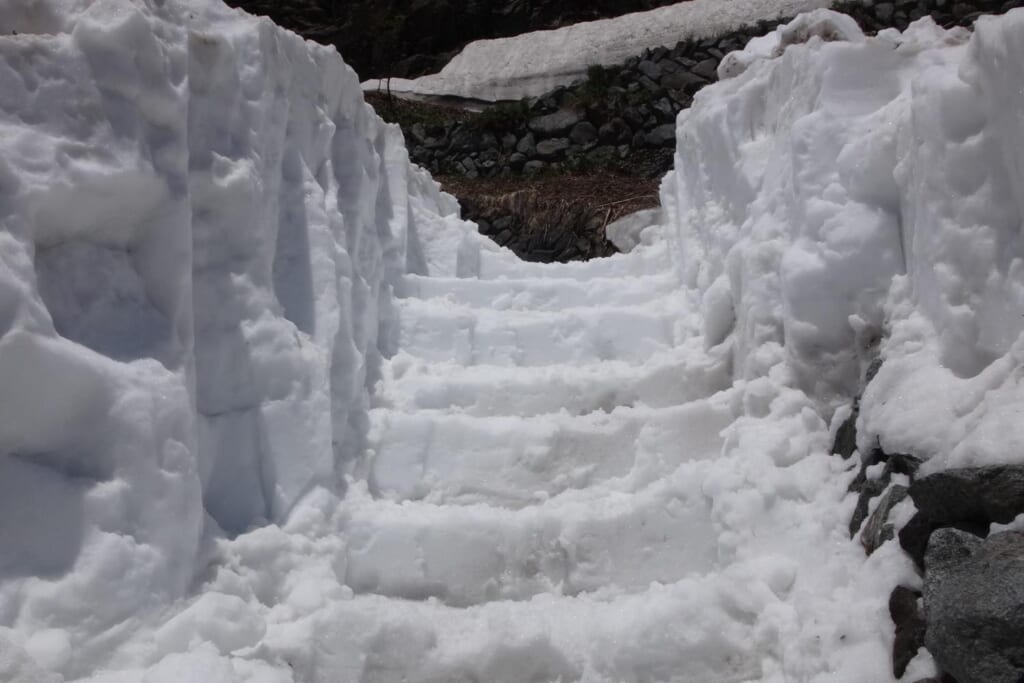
[438,172,661,227]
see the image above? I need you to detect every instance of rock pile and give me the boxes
[837,385,1024,682]
[400,0,1024,183]
[403,25,762,182]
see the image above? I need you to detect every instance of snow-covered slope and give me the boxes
[3,1,1024,681]
[363,0,833,102]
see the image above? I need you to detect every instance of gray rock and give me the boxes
[875,2,895,20]
[631,130,648,149]
[409,122,428,145]
[653,98,676,122]
[509,152,527,170]
[692,58,719,81]
[449,127,482,152]
[924,529,1024,683]
[831,405,858,459]
[535,138,570,159]
[638,75,662,94]
[523,160,547,176]
[638,59,662,81]
[659,59,681,74]
[646,123,676,148]
[622,108,645,131]
[668,89,693,107]
[569,121,598,145]
[890,586,926,678]
[910,465,1024,526]
[598,118,630,144]
[662,70,709,91]
[528,109,581,137]
[501,133,518,151]
[517,132,536,156]
[861,484,909,555]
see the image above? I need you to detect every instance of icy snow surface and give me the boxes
[3,1,1024,681]
[362,0,834,102]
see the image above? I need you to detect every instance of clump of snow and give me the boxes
[364,0,835,102]
[3,1,1024,682]
[605,208,662,253]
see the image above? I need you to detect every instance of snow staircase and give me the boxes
[328,243,761,680]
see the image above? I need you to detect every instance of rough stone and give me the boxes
[535,138,570,159]
[569,121,599,145]
[890,586,926,679]
[924,529,1024,683]
[692,57,719,81]
[622,107,645,130]
[528,109,581,137]
[646,123,676,147]
[861,484,909,555]
[598,118,630,144]
[910,465,1024,526]
[638,59,662,81]
[876,2,896,19]
[516,132,536,156]
[662,70,708,91]
[832,405,858,459]
[523,160,547,175]
[638,75,663,94]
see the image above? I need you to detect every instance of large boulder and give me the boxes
[924,529,1024,683]
[910,465,1024,525]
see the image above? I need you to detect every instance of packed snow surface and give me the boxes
[362,0,834,102]
[2,1,1024,681]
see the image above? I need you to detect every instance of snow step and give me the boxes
[395,298,683,367]
[367,397,733,507]
[343,460,720,606]
[377,342,731,417]
[398,271,679,312]
[476,242,671,281]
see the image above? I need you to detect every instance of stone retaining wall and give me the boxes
[404,0,1024,184]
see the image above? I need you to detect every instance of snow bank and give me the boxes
[0,0,503,675]
[364,0,834,102]
[664,8,1024,466]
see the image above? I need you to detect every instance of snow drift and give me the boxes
[3,0,1024,681]
[662,9,1024,471]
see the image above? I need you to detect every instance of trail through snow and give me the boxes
[3,1,1024,681]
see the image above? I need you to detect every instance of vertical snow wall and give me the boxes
[662,11,1024,452]
[0,0,485,669]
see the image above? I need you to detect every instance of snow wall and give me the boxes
[663,10,1024,470]
[0,0,490,672]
